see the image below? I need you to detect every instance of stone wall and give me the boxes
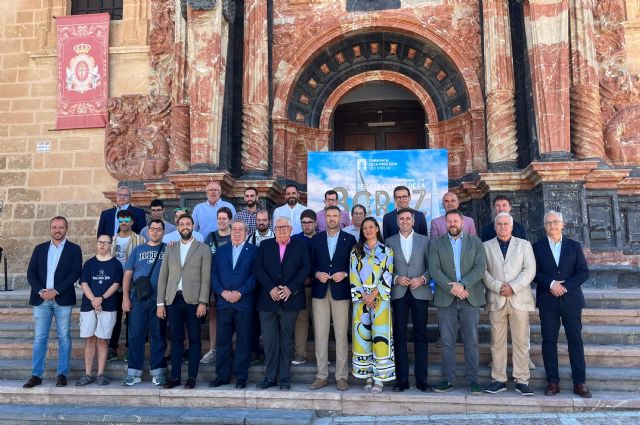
[0,0,150,288]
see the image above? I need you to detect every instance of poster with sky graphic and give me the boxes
[307,149,448,234]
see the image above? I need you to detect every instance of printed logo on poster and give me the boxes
[65,43,101,94]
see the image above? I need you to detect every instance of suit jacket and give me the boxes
[27,240,82,306]
[385,232,432,300]
[532,236,589,310]
[382,209,428,238]
[97,205,146,237]
[310,230,356,300]
[428,232,486,308]
[157,239,211,306]
[211,243,257,312]
[253,237,310,312]
[482,237,536,312]
[429,215,477,240]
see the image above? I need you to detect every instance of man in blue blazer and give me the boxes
[533,210,591,398]
[382,185,428,238]
[308,206,356,391]
[23,216,83,389]
[253,216,310,390]
[209,220,257,389]
[97,186,147,236]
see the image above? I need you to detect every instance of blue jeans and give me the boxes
[32,300,72,377]
[127,291,167,377]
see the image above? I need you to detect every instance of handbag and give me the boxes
[133,243,164,301]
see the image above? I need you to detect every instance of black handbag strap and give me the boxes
[146,243,164,278]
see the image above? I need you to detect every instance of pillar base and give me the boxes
[488,160,518,172]
[539,151,573,161]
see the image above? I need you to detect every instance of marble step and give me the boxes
[1,380,639,415]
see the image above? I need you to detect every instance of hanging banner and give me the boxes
[307,149,449,234]
[56,13,110,130]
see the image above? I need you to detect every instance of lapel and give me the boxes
[226,244,234,270]
[320,232,330,260]
[407,234,420,264]
[233,244,251,270]
[541,238,559,271]
[503,238,515,264]
[558,238,567,267]
[175,240,196,270]
[442,235,455,269]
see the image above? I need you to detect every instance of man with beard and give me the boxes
[428,209,486,395]
[247,209,275,246]
[163,208,204,243]
[157,214,211,389]
[192,181,236,238]
[382,186,428,238]
[429,192,477,239]
[236,187,260,235]
[273,184,307,235]
[315,190,351,232]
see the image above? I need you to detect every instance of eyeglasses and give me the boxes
[301,221,315,225]
[544,220,562,226]
[395,195,410,200]
[148,227,163,232]
[150,208,163,213]
[97,240,111,245]
[117,217,132,223]
[116,193,130,198]
[275,225,292,231]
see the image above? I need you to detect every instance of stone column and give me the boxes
[569,0,606,160]
[241,0,269,173]
[483,0,518,168]
[526,0,571,159]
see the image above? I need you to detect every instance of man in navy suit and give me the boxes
[209,220,257,389]
[308,206,356,391]
[253,216,310,390]
[97,186,147,237]
[533,210,591,398]
[383,185,428,238]
[23,216,83,388]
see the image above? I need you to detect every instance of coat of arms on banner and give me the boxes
[65,43,101,94]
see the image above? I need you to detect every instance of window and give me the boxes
[71,0,123,20]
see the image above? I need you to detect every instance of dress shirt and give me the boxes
[178,238,193,291]
[236,209,258,235]
[315,209,351,231]
[399,230,414,262]
[343,225,360,239]
[273,203,307,235]
[278,239,290,262]
[232,242,244,269]
[498,237,510,259]
[448,233,463,282]
[192,199,237,236]
[326,231,339,260]
[548,237,562,266]
[46,239,66,289]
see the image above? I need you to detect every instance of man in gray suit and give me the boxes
[156,214,211,389]
[428,209,486,395]
[385,208,432,392]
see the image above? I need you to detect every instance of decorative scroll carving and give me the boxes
[486,90,518,164]
[241,103,270,171]
[603,105,640,162]
[105,95,172,180]
[187,0,216,10]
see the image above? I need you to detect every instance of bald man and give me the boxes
[429,192,477,239]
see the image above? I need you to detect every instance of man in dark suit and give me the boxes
[481,195,527,242]
[253,216,310,390]
[97,186,147,237]
[383,185,428,238]
[533,210,591,398]
[308,206,356,391]
[385,208,432,392]
[428,209,486,395]
[23,216,83,388]
[209,220,257,389]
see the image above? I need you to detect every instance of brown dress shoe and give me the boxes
[573,383,592,398]
[309,378,328,390]
[544,383,560,396]
[336,379,349,391]
[23,376,42,388]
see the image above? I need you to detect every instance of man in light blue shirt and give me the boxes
[192,181,236,237]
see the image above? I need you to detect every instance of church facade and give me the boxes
[1,0,640,286]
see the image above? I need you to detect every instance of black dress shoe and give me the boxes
[56,374,67,387]
[392,381,410,392]
[544,382,560,396]
[573,383,592,398]
[256,378,277,390]
[23,376,42,388]
[235,380,247,389]
[209,378,229,388]
[184,378,196,389]
[416,381,433,392]
[163,378,181,389]
[279,381,291,391]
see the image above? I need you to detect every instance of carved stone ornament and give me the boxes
[105,95,172,180]
[187,0,216,11]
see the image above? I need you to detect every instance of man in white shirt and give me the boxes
[163,208,204,243]
[272,184,307,235]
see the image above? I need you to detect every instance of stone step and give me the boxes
[0,381,639,416]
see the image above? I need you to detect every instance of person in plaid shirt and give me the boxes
[236,187,259,235]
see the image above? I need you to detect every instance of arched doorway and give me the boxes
[332,82,426,151]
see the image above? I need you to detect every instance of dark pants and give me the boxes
[259,308,298,383]
[250,308,262,357]
[127,291,167,376]
[167,293,201,381]
[109,291,128,351]
[393,292,429,383]
[216,307,252,382]
[540,301,586,385]
[438,299,480,384]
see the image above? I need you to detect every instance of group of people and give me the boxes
[23,182,592,399]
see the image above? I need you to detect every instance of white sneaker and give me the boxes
[152,375,166,386]
[122,375,141,386]
[200,350,216,364]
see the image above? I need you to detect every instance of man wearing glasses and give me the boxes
[254,217,310,390]
[533,211,591,398]
[343,204,366,239]
[192,181,237,238]
[97,186,146,237]
[315,190,350,232]
[383,186,428,238]
[140,200,176,242]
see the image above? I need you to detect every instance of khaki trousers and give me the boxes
[489,302,531,384]
[294,287,312,358]
[312,292,350,381]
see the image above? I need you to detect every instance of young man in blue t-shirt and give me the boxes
[77,234,123,386]
[121,219,168,386]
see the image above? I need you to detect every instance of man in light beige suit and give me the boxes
[156,214,211,390]
[482,212,536,396]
